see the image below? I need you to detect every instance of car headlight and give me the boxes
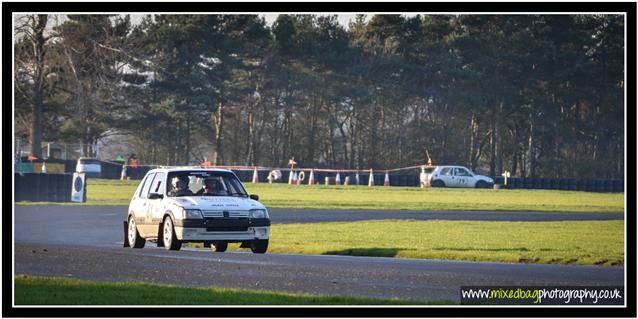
[249,209,269,219]
[184,209,203,219]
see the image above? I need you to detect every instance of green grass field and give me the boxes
[14,275,448,305]
[192,219,624,266]
[16,179,624,213]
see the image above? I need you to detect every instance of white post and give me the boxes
[368,169,374,187]
[502,171,510,186]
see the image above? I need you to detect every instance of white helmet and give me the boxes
[172,175,189,189]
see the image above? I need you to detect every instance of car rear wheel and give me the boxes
[432,180,445,188]
[250,239,268,254]
[127,216,145,248]
[163,216,182,251]
[212,241,228,252]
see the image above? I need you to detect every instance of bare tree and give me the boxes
[14,14,50,157]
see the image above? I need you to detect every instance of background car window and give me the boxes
[440,167,452,176]
[138,173,156,199]
[458,168,472,176]
[454,168,471,176]
[150,172,166,195]
[79,158,100,165]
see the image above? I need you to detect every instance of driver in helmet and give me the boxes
[168,175,194,197]
[196,177,227,196]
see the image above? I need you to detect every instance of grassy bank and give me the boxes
[193,220,624,266]
[14,275,447,305]
[16,179,624,213]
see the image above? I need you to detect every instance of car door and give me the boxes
[146,172,166,238]
[133,172,155,236]
[452,167,473,188]
[437,167,455,187]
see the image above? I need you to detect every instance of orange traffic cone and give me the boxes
[335,172,341,185]
[368,169,374,187]
[308,169,316,185]
[252,167,259,183]
[384,171,390,186]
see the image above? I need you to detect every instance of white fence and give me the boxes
[15,140,99,160]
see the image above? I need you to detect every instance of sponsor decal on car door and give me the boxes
[452,167,472,187]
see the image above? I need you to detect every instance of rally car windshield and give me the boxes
[166,171,248,197]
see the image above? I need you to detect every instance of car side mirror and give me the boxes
[249,194,259,201]
[149,192,163,200]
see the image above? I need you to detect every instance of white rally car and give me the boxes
[428,165,494,188]
[124,167,270,253]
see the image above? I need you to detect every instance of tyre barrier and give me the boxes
[231,169,625,193]
[15,173,74,202]
[64,161,623,193]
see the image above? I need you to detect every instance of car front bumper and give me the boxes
[172,217,270,241]
[175,226,270,241]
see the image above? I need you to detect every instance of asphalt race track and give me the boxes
[13,205,625,302]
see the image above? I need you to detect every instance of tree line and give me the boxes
[14,14,624,178]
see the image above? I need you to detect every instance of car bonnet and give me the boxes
[165,196,265,211]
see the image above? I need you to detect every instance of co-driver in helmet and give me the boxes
[168,175,194,197]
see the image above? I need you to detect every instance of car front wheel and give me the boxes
[162,216,182,251]
[212,241,228,252]
[476,181,488,188]
[250,239,268,254]
[127,216,145,248]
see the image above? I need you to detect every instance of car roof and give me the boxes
[149,167,234,173]
[435,165,466,168]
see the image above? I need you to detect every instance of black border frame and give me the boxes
[4,2,636,318]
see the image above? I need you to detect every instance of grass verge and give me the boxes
[14,275,449,305]
[16,179,624,213]
[192,220,624,266]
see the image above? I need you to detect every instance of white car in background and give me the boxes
[125,167,270,253]
[429,165,494,188]
[76,157,102,178]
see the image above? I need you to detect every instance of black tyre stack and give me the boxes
[15,173,73,202]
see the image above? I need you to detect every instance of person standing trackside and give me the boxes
[126,154,138,180]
